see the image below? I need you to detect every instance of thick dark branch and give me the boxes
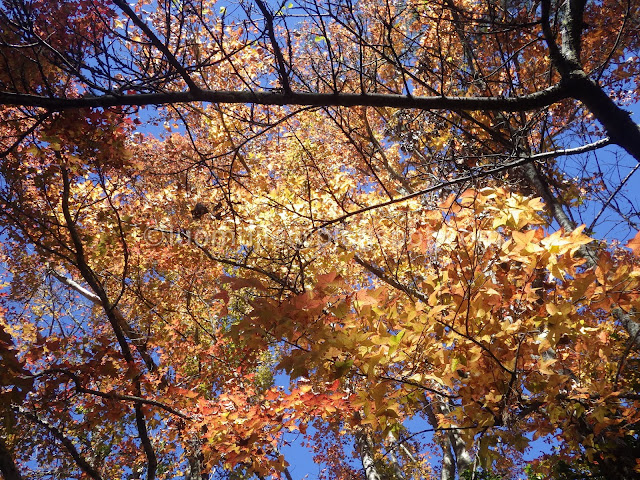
[0,84,568,111]
[0,437,23,480]
[565,71,640,162]
[541,0,583,74]
[135,403,158,480]
[539,0,640,163]
[60,164,136,364]
[255,0,292,94]
[15,406,103,480]
[561,0,587,63]
[540,0,569,74]
[48,268,157,371]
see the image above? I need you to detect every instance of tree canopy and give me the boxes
[1,0,640,479]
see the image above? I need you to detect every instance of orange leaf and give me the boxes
[627,231,640,255]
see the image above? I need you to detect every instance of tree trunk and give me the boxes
[355,430,383,480]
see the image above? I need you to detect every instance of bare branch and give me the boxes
[112,0,200,92]
[255,0,292,94]
[0,84,568,111]
[309,139,611,235]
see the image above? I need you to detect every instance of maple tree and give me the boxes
[1,0,640,479]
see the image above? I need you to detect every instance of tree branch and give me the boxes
[0,84,568,111]
[60,163,135,364]
[255,0,291,94]
[309,139,610,235]
[152,228,298,292]
[15,406,103,480]
[47,268,157,371]
[0,437,24,480]
[135,403,158,480]
[29,368,189,419]
[566,71,640,162]
[112,0,200,92]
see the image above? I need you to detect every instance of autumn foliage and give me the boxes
[1,0,640,479]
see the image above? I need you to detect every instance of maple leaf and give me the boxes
[627,230,640,256]
[1,1,640,478]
